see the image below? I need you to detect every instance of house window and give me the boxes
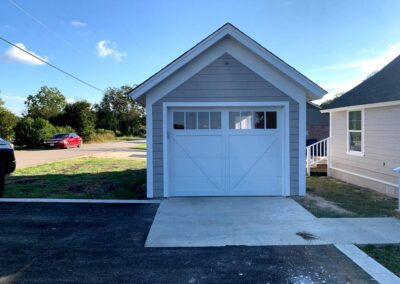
[348,110,363,154]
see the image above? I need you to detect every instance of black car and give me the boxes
[0,138,16,197]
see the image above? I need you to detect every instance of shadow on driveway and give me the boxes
[0,203,377,283]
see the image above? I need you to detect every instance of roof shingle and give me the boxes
[324,54,400,109]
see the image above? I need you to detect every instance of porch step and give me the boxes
[310,164,327,175]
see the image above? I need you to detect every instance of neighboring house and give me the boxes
[129,23,326,198]
[307,102,329,142]
[322,55,400,197]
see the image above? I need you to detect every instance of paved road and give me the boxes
[0,203,376,283]
[14,140,146,169]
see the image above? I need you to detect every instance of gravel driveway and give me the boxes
[14,140,146,169]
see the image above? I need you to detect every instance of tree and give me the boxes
[14,117,73,149]
[320,93,343,109]
[25,86,67,120]
[14,117,55,148]
[0,97,19,140]
[53,100,96,140]
[94,85,145,136]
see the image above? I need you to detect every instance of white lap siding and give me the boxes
[330,105,400,197]
[151,54,300,197]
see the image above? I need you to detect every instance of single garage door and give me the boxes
[168,107,284,196]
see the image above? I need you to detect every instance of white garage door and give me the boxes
[168,107,284,196]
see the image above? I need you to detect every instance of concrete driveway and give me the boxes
[0,202,376,283]
[146,197,400,247]
[14,140,146,169]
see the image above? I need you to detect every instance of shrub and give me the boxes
[88,129,116,143]
[14,117,74,149]
[0,97,19,141]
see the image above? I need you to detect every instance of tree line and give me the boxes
[0,85,145,148]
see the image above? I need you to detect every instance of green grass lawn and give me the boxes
[4,157,146,199]
[295,176,398,217]
[129,144,147,150]
[358,244,400,277]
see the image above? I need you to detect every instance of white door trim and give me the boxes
[162,101,291,197]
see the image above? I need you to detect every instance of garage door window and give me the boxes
[230,111,277,130]
[173,112,221,130]
[173,112,185,129]
[210,112,221,129]
[266,112,277,129]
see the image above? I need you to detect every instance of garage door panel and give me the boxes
[172,135,222,158]
[229,158,281,175]
[172,176,223,193]
[231,178,282,195]
[228,135,278,157]
[172,157,223,177]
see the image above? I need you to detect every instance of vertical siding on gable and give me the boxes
[330,106,400,196]
[152,53,300,197]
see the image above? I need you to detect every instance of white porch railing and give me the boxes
[393,166,400,211]
[306,137,329,176]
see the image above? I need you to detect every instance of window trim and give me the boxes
[346,109,365,156]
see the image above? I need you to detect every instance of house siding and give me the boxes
[306,103,329,141]
[330,105,400,197]
[151,53,300,197]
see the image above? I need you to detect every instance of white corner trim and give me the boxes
[283,102,291,196]
[130,24,326,101]
[327,113,332,176]
[299,97,307,196]
[346,109,365,157]
[0,198,161,204]
[162,101,291,197]
[146,97,154,198]
[330,167,398,188]
[162,102,169,197]
[321,100,400,113]
[335,244,400,284]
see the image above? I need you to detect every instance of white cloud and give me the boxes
[96,40,127,61]
[71,21,87,27]
[0,92,25,102]
[3,43,48,65]
[316,41,400,75]
[0,92,25,115]
[314,41,400,104]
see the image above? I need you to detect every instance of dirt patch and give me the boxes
[92,151,145,160]
[296,231,318,241]
[298,193,355,216]
[67,182,117,194]
[14,178,37,185]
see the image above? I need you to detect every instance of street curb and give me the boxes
[0,198,161,204]
[335,244,400,284]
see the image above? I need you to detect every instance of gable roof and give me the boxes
[324,54,400,110]
[129,23,326,101]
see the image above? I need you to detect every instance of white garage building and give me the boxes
[129,23,326,198]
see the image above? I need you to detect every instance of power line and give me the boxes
[8,0,83,54]
[0,36,104,93]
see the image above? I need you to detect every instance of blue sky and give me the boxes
[1,0,400,114]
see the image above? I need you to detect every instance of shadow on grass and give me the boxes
[4,169,146,200]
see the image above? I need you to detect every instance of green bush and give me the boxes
[14,117,74,149]
[88,129,116,143]
[0,98,19,141]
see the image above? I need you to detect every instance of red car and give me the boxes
[44,133,83,149]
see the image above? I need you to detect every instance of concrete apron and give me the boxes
[145,197,400,248]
